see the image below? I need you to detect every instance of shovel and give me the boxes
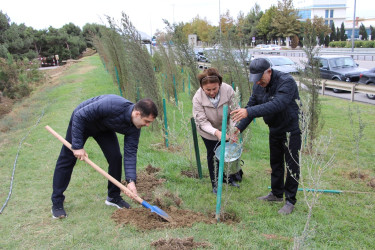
[45,125,171,222]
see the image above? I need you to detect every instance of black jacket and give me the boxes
[237,69,300,134]
[71,94,140,180]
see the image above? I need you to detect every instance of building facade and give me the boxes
[296,0,347,27]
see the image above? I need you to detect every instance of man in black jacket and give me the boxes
[231,58,301,215]
[51,95,158,219]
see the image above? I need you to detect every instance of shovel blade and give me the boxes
[142,201,172,222]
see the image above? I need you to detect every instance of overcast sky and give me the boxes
[1,0,373,37]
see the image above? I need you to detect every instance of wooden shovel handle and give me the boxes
[45,125,143,204]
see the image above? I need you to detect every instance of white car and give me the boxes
[260,44,282,51]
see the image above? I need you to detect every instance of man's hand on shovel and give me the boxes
[127,181,138,196]
[73,149,88,161]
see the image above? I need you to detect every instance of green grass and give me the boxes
[0,54,374,249]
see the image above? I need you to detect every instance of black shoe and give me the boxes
[51,203,67,219]
[257,192,283,202]
[278,201,295,214]
[229,181,240,188]
[105,196,130,209]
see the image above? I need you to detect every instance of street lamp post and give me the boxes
[351,0,357,52]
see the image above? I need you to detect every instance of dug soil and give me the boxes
[113,164,239,230]
[151,236,210,249]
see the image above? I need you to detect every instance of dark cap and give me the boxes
[249,58,271,83]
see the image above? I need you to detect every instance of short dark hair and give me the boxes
[197,67,223,88]
[134,98,158,118]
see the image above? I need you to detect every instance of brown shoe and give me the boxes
[257,192,283,202]
[278,201,295,215]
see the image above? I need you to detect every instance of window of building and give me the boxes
[325,20,328,25]
[298,10,311,19]
[330,10,334,18]
[325,10,329,18]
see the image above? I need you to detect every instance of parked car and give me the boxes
[195,52,209,62]
[260,44,282,51]
[259,56,300,74]
[205,49,253,66]
[254,44,266,49]
[359,67,375,99]
[311,55,368,93]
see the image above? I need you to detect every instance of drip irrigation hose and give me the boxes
[0,109,45,214]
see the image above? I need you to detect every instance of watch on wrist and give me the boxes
[127,179,136,184]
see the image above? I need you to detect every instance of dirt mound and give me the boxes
[151,236,210,249]
[122,164,165,201]
[145,164,160,174]
[112,207,216,230]
[151,142,184,152]
[114,165,240,230]
[181,170,199,179]
[368,178,375,188]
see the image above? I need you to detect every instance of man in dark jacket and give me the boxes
[51,94,158,219]
[231,58,301,215]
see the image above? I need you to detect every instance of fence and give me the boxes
[296,77,375,102]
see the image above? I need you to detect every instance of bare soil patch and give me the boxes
[151,142,184,152]
[367,178,375,188]
[0,97,14,120]
[151,236,210,249]
[114,165,240,230]
[348,170,369,180]
[181,170,200,179]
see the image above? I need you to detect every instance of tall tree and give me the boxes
[220,10,235,38]
[370,25,375,40]
[340,22,348,41]
[271,0,301,44]
[182,15,216,44]
[359,23,368,40]
[330,21,336,41]
[256,6,278,43]
[240,3,263,43]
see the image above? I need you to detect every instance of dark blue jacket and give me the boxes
[71,94,140,181]
[237,69,300,134]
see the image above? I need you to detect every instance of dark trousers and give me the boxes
[269,131,301,205]
[201,137,234,189]
[51,119,122,205]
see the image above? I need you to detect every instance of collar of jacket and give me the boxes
[199,83,230,108]
[265,68,275,92]
[125,103,136,125]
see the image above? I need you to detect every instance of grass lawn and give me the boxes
[0,54,374,249]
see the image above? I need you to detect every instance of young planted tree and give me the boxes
[292,98,335,249]
[298,18,326,149]
[163,20,200,96]
[348,105,366,178]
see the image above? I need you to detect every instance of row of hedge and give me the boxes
[329,40,375,48]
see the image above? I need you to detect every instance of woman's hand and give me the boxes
[215,130,229,141]
[230,108,248,123]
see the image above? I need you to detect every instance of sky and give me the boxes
[1,0,374,37]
